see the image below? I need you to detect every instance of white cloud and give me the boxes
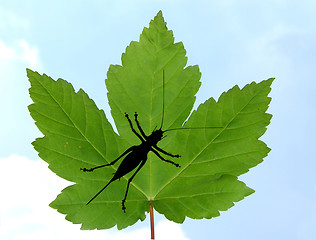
[0,155,189,240]
[0,41,15,59]
[0,39,40,69]
[156,220,190,240]
[0,7,38,69]
[0,39,41,118]
[18,40,40,68]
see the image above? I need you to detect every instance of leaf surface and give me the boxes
[28,11,273,230]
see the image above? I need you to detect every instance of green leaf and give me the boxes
[154,79,272,222]
[28,11,273,230]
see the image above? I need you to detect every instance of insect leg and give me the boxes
[153,145,181,158]
[151,148,180,168]
[125,112,145,142]
[121,159,146,213]
[134,112,147,139]
[80,146,135,172]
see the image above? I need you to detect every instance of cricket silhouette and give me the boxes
[81,70,222,212]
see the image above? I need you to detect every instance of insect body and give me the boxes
[81,112,180,212]
[81,70,221,212]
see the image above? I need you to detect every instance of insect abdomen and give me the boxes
[112,146,148,180]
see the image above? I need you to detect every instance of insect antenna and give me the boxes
[160,69,166,130]
[165,126,223,132]
[160,70,224,133]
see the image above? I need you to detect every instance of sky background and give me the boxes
[0,0,315,239]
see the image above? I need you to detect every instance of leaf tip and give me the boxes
[156,10,163,17]
[26,68,35,78]
[246,187,255,197]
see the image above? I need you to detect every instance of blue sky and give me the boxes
[1,0,315,239]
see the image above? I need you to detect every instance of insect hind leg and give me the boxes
[121,159,146,212]
[80,146,135,172]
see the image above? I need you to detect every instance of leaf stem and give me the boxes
[150,203,155,240]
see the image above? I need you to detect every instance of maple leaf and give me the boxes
[28,11,273,230]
